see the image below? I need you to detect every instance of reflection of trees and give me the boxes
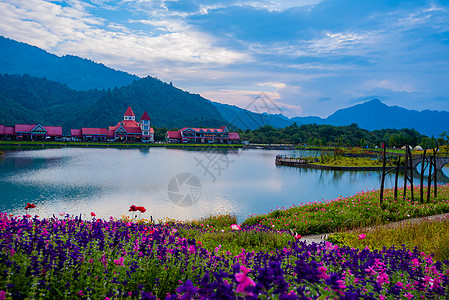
[276,164,449,189]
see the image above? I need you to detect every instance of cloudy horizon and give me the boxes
[1,0,448,118]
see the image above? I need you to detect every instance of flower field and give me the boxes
[1,184,449,299]
[1,214,449,299]
[243,184,449,235]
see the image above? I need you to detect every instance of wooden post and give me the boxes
[394,156,400,200]
[420,150,426,203]
[380,146,387,204]
[427,150,433,202]
[433,148,438,197]
[403,146,408,200]
[408,146,414,203]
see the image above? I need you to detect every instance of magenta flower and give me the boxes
[377,272,389,286]
[358,233,366,240]
[114,256,124,266]
[235,265,255,294]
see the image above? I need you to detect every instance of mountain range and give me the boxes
[0,36,447,137]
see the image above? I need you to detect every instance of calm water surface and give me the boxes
[0,147,448,222]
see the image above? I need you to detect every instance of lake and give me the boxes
[1,146,448,222]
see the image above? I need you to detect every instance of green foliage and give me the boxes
[0,74,226,134]
[329,215,449,261]
[242,184,449,236]
[238,123,427,147]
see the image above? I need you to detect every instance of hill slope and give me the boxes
[0,74,225,133]
[0,36,138,90]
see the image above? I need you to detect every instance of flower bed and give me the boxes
[1,213,449,299]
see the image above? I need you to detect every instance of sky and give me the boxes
[1,0,449,118]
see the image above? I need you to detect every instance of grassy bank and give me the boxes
[243,184,449,235]
[0,140,243,148]
[327,214,449,261]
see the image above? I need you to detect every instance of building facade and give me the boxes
[165,126,240,144]
[0,124,63,141]
[71,106,154,142]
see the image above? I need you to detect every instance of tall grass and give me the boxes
[327,215,449,261]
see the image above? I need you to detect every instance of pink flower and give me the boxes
[317,266,329,279]
[358,233,366,240]
[404,292,414,299]
[411,258,420,267]
[113,256,125,266]
[0,291,6,300]
[188,245,196,254]
[230,224,241,230]
[235,265,255,294]
[294,234,301,240]
[90,212,96,217]
[76,290,84,296]
[377,272,389,286]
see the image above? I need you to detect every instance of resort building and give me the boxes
[165,127,240,144]
[70,106,154,142]
[0,124,63,141]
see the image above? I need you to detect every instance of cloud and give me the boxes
[201,88,303,117]
[364,79,418,93]
[0,0,247,77]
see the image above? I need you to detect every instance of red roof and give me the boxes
[4,126,15,135]
[124,127,141,134]
[82,128,109,135]
[14,124,62,136]
[140,111,151,121]
[167,131,182,139]
[15,124,36,133]
[229,132,240,140]
[124,106,135,117]
[45,126,62,136]
[179,127,225,133]
[71,129,82,137]
[0,125,4,135]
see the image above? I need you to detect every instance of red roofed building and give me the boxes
[165,126,240,144]
[12,124,62,141]
[70,106,154,142]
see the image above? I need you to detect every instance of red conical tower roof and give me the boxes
[140,111,151,121]
[124,106,135,117]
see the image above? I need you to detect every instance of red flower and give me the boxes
[129,205,146,213]
[90,212,96,217]
[25,203,36,210]
[136,206,146,213]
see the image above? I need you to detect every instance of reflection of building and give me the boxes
[0,124,63,141]
[165,127,240,144]
[71,106,154,142]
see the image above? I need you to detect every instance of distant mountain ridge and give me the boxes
[0,36,447,136]
[0,36,138,90]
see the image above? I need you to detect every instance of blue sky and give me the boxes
[1,0,449,117]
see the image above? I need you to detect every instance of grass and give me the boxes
[327,215,449,261]
[243,184,449,235]
[311,156,393,167]
[0,140,243,148]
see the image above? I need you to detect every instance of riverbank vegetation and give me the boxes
[327,215,449,261]
[243,185,449,235]
[237,123,448,148]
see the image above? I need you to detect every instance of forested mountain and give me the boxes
[1,37,447,136]
[0,74,226,133]
[0,36,138,90]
